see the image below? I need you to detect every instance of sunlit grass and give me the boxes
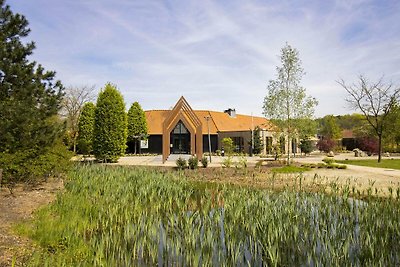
[336,159,400,170]
[271,165,311,173]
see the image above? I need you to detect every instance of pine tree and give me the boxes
[93,83,127,162]
[127,101,148,154]
[77,102,96,155]
[0,1,68,185]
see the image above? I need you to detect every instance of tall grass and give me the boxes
[25,164,400,266]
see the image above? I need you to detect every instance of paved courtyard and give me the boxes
[113,153,400,195]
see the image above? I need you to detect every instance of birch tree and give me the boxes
[263,43,318,164]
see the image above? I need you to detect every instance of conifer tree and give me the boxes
[127,101,148,154]
[0,0,68,184]
[93,83,127,162]
[77,102,96,155]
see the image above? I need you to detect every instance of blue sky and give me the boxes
[7,0,400,117]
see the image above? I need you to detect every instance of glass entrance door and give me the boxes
[171,121,191,154]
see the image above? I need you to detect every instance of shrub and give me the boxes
[317,138,336,153]
[299,139,314,155]
[238,156,248,168]
[337,164,347,169]
[201,157,208,168]
[322,157,335,164]
[188,156,199,169]
[93,84,127,162]
[222,156,233,168]
[221,138,234,155]
[77,102,96,155]
[176,157,187,169]
[357,136,378,155]
[0,141,73,187]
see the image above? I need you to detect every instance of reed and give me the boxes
[25,164,400,266]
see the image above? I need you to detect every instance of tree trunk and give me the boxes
[134,139,137,154]
[378,134,382,163]
[0,169,3,187]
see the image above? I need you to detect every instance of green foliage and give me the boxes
[127,102,148,140]
[383,103,400,152]
[93,83,127,162]
[0,2,67,184]
[336,159,400,170]
[221,156,233,168]
[127,102,148,154]
[249,127,264,154]
[175,157,187,169]
[188,156,199,169]
[21,165,400,266]
[299,139,313,155]
[77,102,95,155]
[272,165,311,173]
[318,115,342,139]
[0,140,72,186]
[335,113,366,130]
[200,157,208,168]
[263,43,318,164]
[221,138,234,155]
[322,157,335,164]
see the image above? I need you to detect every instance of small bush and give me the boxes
[322,158,335,164]
[238,156,248,169]
[188,156,199,170]
[222,156,233,168]
[326,164,335,169]
[337,164,347,169]
[176,157,187,170]
[201,157,208,168]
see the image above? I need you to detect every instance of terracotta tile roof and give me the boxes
[145,110,273,135]
[342,129,354,139]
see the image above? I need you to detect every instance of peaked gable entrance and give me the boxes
[162,97,203,162]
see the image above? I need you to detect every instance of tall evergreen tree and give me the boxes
[77,102,96,155]
[0,0,68,184]
[93,83,127,162]
[127,101,148,154]
[249,127,264,154]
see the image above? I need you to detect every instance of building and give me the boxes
[142,97,278,162]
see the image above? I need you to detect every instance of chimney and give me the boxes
[224,108,236,118]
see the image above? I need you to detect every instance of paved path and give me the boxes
[114,153,400,195]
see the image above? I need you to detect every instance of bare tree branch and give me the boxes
[62,85,96,152]
[337,76,400,162]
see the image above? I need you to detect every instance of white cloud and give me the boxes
[7,0,400,117]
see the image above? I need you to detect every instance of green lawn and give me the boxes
[336,159,400,170]
[271,165,311,173]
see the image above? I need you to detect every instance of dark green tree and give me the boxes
[0,0,70,185]
[299,139,314,155]
[93,83,127,162]
[127,101,148,154]
[77,102,96,155]
[249,127,264,154]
